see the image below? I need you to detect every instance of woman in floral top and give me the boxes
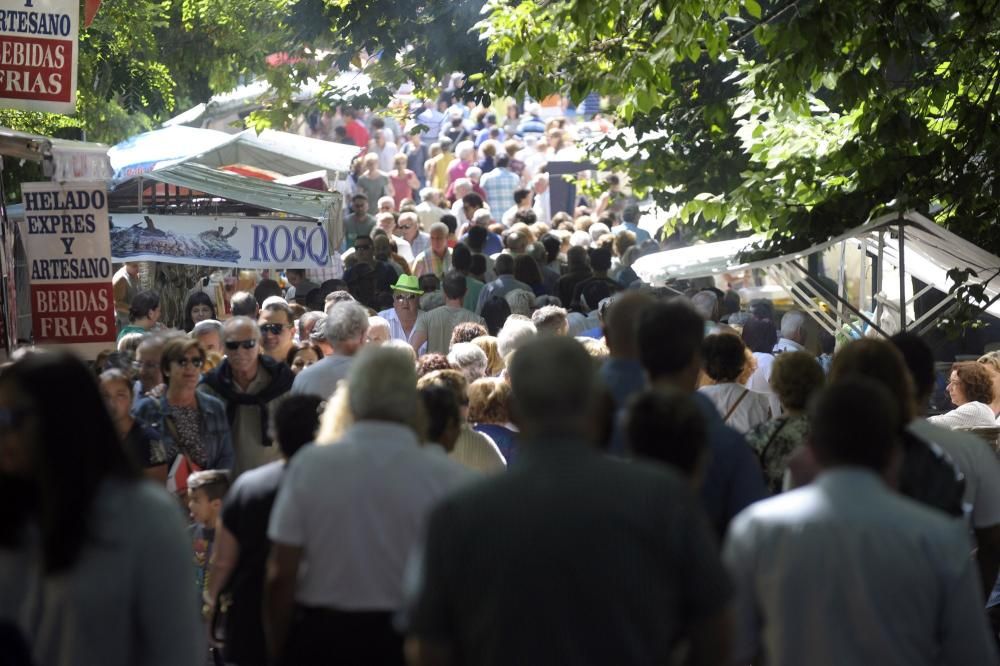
[746,351,825,494]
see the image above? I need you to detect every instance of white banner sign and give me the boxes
[20,181,115,349]
[0,0,79,114]
[109,214,331,269]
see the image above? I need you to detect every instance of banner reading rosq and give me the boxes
[0,0,78,114]
[109,213,331,269]
[20,181,115,348]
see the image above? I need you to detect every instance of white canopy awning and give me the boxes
[119,162,340,221]
[178,128,361,176]
[109,126,362,182]
[633,211,1000,322]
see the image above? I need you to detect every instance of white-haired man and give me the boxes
[448,178,475,228]
[773,310,809,355]
[265,346,474,664]
[395,210,430,258]
[415,187,446,231]
[191,319,224,355]
[290,301,369,399]
[366,316,391,345]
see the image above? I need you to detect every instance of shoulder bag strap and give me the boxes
[723,387,752,423]
[758,417,791,463]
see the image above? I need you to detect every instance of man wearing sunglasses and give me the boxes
[258,301,296,364]
[394,210,429,258]
[200,316,295,476]
[378,274,427,355]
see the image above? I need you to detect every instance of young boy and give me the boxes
[187,470,231,614]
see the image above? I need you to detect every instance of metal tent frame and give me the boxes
[632,211,1000,339]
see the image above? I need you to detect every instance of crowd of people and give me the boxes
[5,94,1000,665]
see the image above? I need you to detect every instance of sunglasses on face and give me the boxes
[394,293,417,302]
[225,339,258,351]
[174,357,205,369]
[260,323,290,336]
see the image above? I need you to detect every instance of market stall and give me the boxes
[106,162,344,327]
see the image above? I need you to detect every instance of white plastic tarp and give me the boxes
[180,129,361,176]
[632,211,1000,318]
[109,126,362,182]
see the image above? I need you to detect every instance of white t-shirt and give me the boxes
[699,382,771,434]
[268,421,475,609]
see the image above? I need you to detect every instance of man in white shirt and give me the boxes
[724,378,997,666]
[378,275,427,355]
[265,345,473,664]
[530,172,551,224]
[772,309,809,354]
[501,187,534,228]
[394,211,430,259]
[415,187,446,231]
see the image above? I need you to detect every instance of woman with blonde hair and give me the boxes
[468,377,518,462]
[471,335,504,376]
[977,351,1000,417]
[417,369,506,472]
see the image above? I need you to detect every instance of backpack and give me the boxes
[899,430,966,518]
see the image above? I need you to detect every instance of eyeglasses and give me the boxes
[225,339,258,351]
[173,357,205,369]
[394,293,418,302]
[259,323,291,336]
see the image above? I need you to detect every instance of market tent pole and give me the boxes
[0,156,13,353]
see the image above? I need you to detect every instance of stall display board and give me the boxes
[0,0,79,114]
[20,180,115,355]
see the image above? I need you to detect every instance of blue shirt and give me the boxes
[598,358,646,409]
[616,222,651,244]
[460,231,503,256]
[693,392,768,537]
[474,423,518,463]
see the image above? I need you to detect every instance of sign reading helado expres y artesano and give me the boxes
[20,181,116,350]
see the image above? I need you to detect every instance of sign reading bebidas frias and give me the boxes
[21,181,115,350]
[0,0,78,114]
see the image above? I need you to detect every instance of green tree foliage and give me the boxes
[479,0,1000,257]
[248,0,489,130]
[0,0,290,146]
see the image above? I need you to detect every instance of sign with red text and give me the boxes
[20,181,115,351]
[0,0,78,114]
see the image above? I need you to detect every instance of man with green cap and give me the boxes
[379,274,427,354]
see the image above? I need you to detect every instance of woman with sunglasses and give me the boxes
[0,352,203,664]
[134,337,234,490]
